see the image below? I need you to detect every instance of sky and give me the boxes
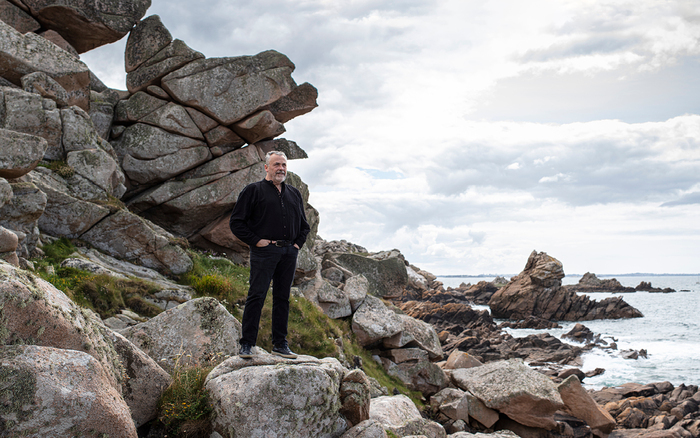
[82,0,700,276]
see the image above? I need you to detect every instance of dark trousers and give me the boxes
[240,244,298,347]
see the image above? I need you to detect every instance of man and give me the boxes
[229,150,310,359]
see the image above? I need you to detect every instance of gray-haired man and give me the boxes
[229,151,310,358]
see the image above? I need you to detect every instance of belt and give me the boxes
[271,240,294,247]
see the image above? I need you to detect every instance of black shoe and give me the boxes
[272,342,297,359]
[239,343,253,359]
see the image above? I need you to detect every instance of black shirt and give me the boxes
[229,179,311,248]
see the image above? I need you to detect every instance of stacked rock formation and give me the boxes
[488,251,644,321]
[0,5,320,273]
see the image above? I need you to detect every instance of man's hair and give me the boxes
[265,150,287,165]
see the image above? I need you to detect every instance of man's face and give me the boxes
[265,154,287,184]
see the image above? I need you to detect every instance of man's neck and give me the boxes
[266,177,283,191]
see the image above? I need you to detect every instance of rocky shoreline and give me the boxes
[1,1,698,437]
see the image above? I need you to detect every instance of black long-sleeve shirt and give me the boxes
[229,179,310,248]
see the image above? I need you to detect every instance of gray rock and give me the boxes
[328,252,408,298]
[60,257,126,277]
[205,355,347,438]
[80,209,192,274]
[370,395,446,438]
[0,180,46,257]
[37,29,80,58]
[0,0,40,34]
[114,91,168,122]
[232,109,285,144]
[317,280,352,319]
[139,102,204,139]
[0,21,90,109]
[351,295,403,346]
[106,330,172,427]
[0,262,126,390]
[0,177,11,209]
[30,168,111,237]
[262,81,319,123]
[0,345,137,437]
[431,388,469,422]
[88,89,120,140]
[125,15,172,73]
[126,38,204,93]
[340,369,372,427]
[383,314,444,360]
[141,161,264,237]
[122,143,212,185]
[256,137,309,160]
[384,357,448,397]
[451,358,564,430]
[204,124,246,152]
[21,71,69,107]
[161,50,297,125]
[345,274,369,311]
[0,128,48,179]
[119,297,240,372]
[340,419,388,438]
[67,147,125,197]
[20,0,150,53]
[1,86,63,160]
[0,225,18,253]
[186,106,219,133]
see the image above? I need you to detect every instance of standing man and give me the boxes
[229,150,310,359]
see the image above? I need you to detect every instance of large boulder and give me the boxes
[107,330,172,428]
[30,167,111,237]
[205,354,347,438]
[451,358,564,430]
[0,0,41,34]
[124,15,172,73]
[339,369,372,427]
[0,261,125,391]
[119,297,241,372]
[0,345,137,438]
[161,50,297,125]
[19,0,151,53]
[340,419,388,438]
[369,394,446,438]
[351,295,403,347]
[1,86,63,160]
[80,208,193,274]
[488,251,643,321]
[325,252,408,298]
[126,38,204,93]
[0,21,90,109]
[382,313,444,360]
[0,180,46,258]
[0,129,47,179]
[558,375,616,437]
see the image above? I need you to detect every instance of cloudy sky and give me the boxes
[83,0,700,276]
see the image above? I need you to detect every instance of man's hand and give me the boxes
[256,239,271,247]
[294,244,300,249]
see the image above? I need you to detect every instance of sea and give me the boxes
[436,274,700,389]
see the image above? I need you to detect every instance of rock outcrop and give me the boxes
[488,251,644,321]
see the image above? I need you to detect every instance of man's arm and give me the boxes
[229,185,262,247]
[293,192,311,249]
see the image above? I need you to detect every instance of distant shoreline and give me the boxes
[437,273,700,277]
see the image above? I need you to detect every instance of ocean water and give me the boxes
[436,275,700,389]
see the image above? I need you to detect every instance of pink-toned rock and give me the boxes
[0,0,40,34]
[262,81,319,123]
[186,106,219,133]
[38,29,79,58]
[452,358,564,430]
[124,15,172,73]
[0,21,90,109]
[205,124,246,151]
[0,345,137,437]
[161,50,297,125]
[558,375,616,437]
[444,349,483,370]
[232,109,286,144]
[20,0,150,53]
[126,38,204,93]
[0,128,48,179]
[488,251,643,321]
[340,369,372,427]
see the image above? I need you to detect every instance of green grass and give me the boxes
[32,244,428,429]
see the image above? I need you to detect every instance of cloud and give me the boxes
[78,0,700,274]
